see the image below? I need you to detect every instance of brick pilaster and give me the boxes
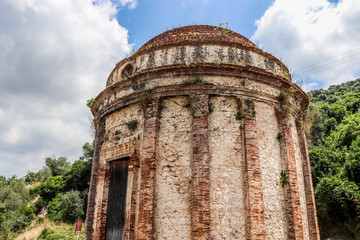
[137,98,159,240]
[278,115,304,240]
[98,168,110,240]
[86,119,105,240]
[125,151,140,240]
[190,94,211,240]
[296,121,320,240]
[242,100,266,240]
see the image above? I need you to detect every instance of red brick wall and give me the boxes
[243,100,266,240]
[296,120,320,240]
[190,94,211,239]
[136,98,159,239]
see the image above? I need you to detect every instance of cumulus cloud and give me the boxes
[0,0,133,177]
[252,0,360,89]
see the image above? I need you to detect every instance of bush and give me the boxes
[315,175,360,225]
[29,184,41,198]
[37,227,56,240]
[17,204,36,223]
[39,176,66,202]
[45,157,70,176]
[60,190,84,223]
[47,194,62,222]
[35,197,45,215]
[35,167,52,182]
[47,191,84,223]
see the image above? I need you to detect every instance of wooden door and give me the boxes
[106,159,129,240]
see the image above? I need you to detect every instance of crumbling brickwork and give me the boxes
[86,25,319,240]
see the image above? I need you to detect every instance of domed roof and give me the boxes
[137,25,258,53]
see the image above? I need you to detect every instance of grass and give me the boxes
[14,218,86,240]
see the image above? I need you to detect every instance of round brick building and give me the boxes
[86,25,320,240]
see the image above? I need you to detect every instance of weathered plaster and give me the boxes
[209,96,246,239]
[256,102,288,239]
[155,97,193,239]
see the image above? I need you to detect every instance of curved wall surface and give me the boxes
[86,25,320,240]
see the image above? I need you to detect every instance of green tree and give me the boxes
[45,157,70,176]
[24,171,37,183]
[64,142,93,191]
[35,167,52,182]
[48,191,84,223]
[38,176,66,202]
[47,194,62,222]
[308,78,360,238]
[59,190,85,223]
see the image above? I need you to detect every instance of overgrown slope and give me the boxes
[0,143,93,239]
[308,78,360,239]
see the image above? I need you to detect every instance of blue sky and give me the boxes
[117,0,272,49]
[0,0,359,177]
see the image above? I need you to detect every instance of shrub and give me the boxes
[39,176,66,202]
[60,190,84,223]
[47,194,62,222]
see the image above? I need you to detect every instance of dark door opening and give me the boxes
[106,158,129,240]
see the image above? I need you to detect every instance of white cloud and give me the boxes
[118,0,138,9]
[0,0,133,177]
[252,0,360,89]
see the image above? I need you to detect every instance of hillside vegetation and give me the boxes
[308,78,360,239]
[0,143,93,239]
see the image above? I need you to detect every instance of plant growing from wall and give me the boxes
[86,98,94,108]
[245,99,256,117]
[185,98,196,114]
[276,133,283,141]
[235,111,243,120]
[126,120,138,131]
[278,86,297,123]
[214,22,232,36]
[280,171,289,188]
[140,91,152,108]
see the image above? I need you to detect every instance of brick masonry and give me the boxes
[243,100,266,240]
[296,120,321,240]
[86,25,319,240]
[136,98,159,240]
[190,94,211,240]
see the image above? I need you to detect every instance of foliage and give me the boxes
[235,111,243,120]
[35,167,52,182]
[48,191,85,223]
[64,159,92,192]
[45,157,70,176]
[37,227,56,240]
[24,171,37,183]
[47,194,62,222]
[0,178,28,211]
[307,78,360,238]
[59,190,85,223]
[37,223,86,240]
[0,142,92,237]
[64,143,93,192]
[39,176,66,202]
[86,98,94,108]
[126,120,138,130]
[280,171,289,188]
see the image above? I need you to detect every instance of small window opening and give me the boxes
[121,64,133,79]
